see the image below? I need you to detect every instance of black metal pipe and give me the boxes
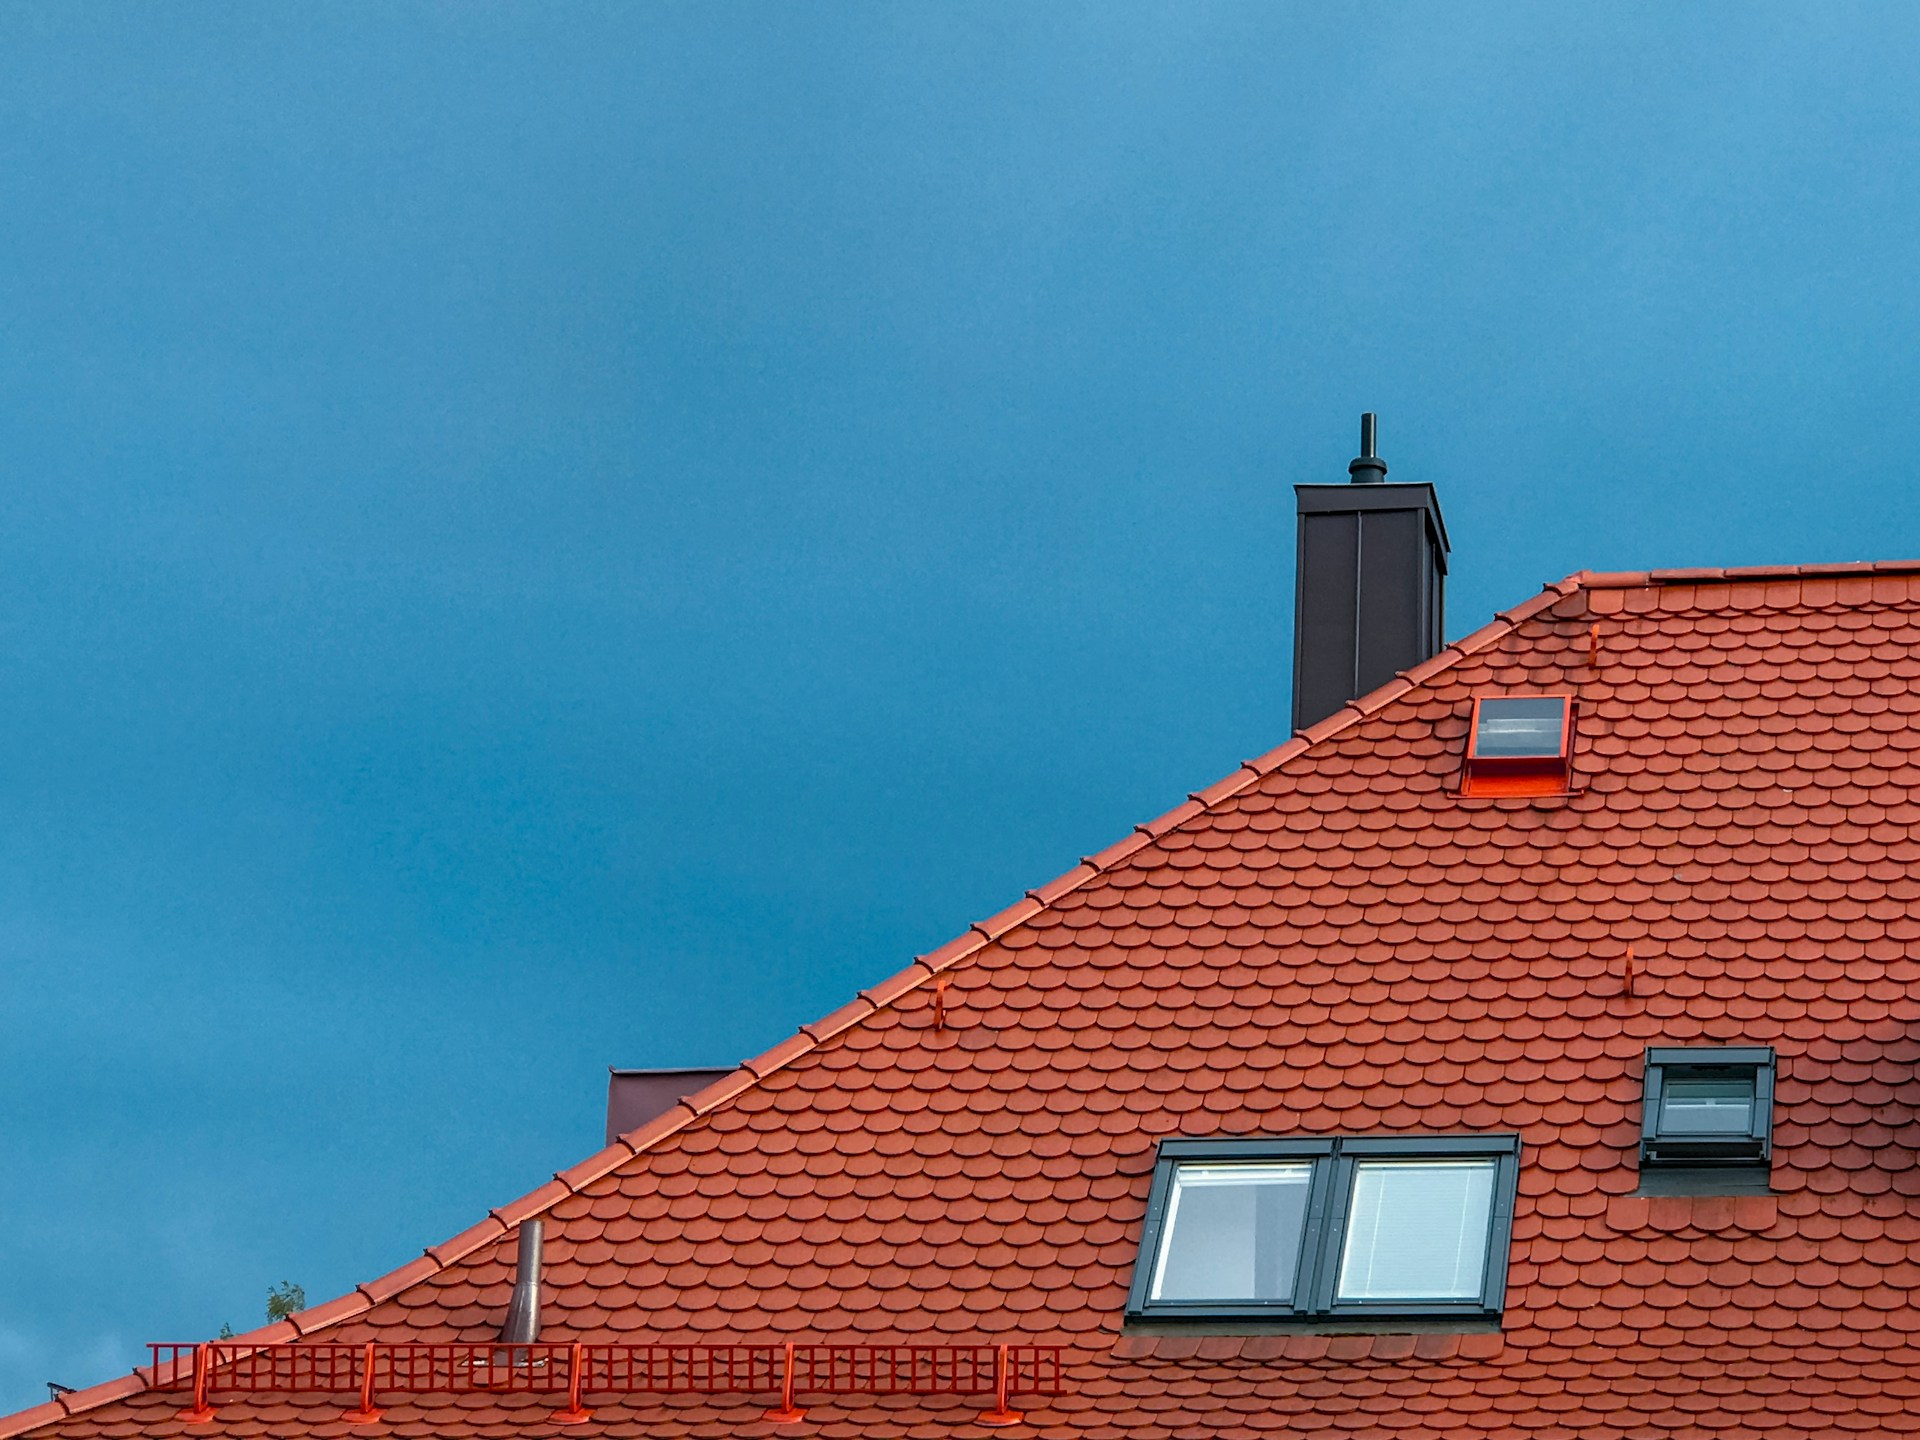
[1348,412,1388,483]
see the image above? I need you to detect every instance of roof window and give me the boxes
[1639,1047,1774,1195]
[1461,695,1572,797]
[1127,1135,1519,1323]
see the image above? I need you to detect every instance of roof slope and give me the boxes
[15,561,1920,1438]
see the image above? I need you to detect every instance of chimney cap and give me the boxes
[1348,412,1388,483]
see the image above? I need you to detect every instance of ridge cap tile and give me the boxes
[428,1215,508,1265]
[284,1294,368,1336]
[1188,764,1259,808]
[488,1179,569,1229]
[1493,585,1573,625]
[1239,737,1309,777]
[356,1255,440,1306]
[859,960,936,1010]
[740,1033,815,1079]
[797,997,876,1044]
[912,934,981,970]
[553,1141,647,1194]
[970,895,1044,941]
[217,1320,300,1352]
[1395,650,1458,688]
[1796,560,1881,575]
[1081,830,1153,873]
[1443,620,1518,662]
[1648,566,1725,582]
[1296,708,1356,745]
[1134,798,1206,839]
[1025,862,1099,907]
[1347,675,1414,717]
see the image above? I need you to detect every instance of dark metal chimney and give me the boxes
[499,1220,543,1344]
[1291,414,1449,731]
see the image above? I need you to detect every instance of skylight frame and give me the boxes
[1126,1134,1521,1324]
[1641,1046,1775,1169]
[1461,694,1575,798]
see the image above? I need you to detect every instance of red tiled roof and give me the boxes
[16,561,1920,1437]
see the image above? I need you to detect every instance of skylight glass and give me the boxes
[1660,1074,1756,1134]
[1148,1162,1312,1302]
[1470,697,1568,758]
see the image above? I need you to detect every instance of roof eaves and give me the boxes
[0,567,1606,1440]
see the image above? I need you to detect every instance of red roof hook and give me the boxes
[343,1342,382,1425]
[550,1341,592,1425]
[762,1340,805,1424]
[176,1344,216,1426]
[979,1343,1024,1428]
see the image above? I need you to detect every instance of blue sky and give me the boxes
[4,0,1920,1407]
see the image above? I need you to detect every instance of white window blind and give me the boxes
[1335,1159,1496,1301]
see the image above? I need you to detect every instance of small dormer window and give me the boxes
[1461,696,1572,797]
[1641,1047,1774,1189]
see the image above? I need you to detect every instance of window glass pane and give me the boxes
[1661,1073,1755,1133]
[1472,698,1566,757]
[1149,1162,1312,1302]
[1336,1159,1496,1301]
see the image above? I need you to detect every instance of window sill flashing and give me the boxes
[1451,789,1579,806]
[1111,1329,1509,1363]
[1634,1165,1774,1197]
[1121,1317,1502,1337]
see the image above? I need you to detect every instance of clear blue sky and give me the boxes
[4,0,1919,1407]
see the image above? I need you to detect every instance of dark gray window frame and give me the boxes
[1641,1046,1775,1168]
[1126,1134,1521,1324]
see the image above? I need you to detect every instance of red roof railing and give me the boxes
[149,1340,1063,1428]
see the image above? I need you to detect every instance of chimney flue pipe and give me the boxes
[1348,412,1388,483]
[499,1220,543,1344]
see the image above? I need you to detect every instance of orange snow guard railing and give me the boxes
[151,1340,1064,1428]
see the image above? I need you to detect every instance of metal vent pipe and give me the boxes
[499,1220,543,1344]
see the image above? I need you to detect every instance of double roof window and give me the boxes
[1128,1135,1520,1322]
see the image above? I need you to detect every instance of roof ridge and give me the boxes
[1577,559,1920,589]
[0,570,1596,1440]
